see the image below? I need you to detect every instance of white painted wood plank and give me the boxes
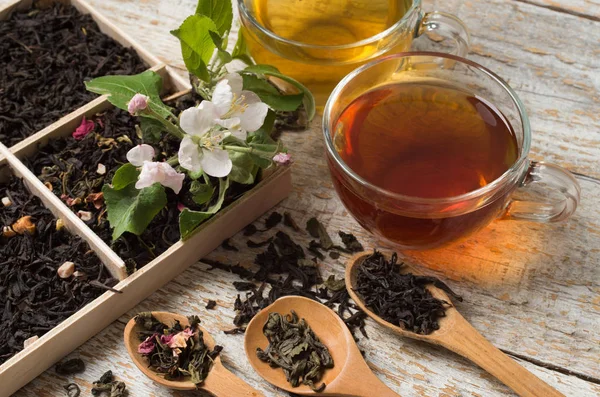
[3,0,600,395]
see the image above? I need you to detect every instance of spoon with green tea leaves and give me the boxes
[346,251,564,397]
[124,311,262,396]
[244,295,400,396]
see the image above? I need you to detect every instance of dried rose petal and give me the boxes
[85,192,104,210]
[73,117,95,140]
[138,335,157,354]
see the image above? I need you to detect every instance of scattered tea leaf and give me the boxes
[338,231,364,252]
[257,311,333,392]
[283,211,301,231]
[91,370,126,397]
[247,237,273,248]
[64,383,81,397]
[265,212,282,230]
[329,251,340,259]
[306,218,333,250]
[221,238,238,251]
[55,358,86,375]
[233,281,257,291]
[206,300,217,310]
[243,224,258,236]
[323,275,345,292]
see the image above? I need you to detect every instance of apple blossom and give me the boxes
[273,152,292,166]
[126,144,185,194]
[127,93,149,115]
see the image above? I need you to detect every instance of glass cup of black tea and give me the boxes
[323,52,581,250]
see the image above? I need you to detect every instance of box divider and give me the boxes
[0,143,127,280]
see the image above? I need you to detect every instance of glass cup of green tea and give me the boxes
[323,52,581,250]
[237,0,470,107]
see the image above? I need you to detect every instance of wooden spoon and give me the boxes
[345,252,564,397]
[244,295,400,396]
[124,311,262,396]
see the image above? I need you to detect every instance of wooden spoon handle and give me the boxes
[204,364,264,397]
[440,316,564,397]
[329,358,401,397]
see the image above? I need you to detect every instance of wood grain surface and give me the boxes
[3,0,599,396]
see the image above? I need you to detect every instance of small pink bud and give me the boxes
[273,152,292,166]
[128,94,149,115]
[73,117,95,140]
[177,202,186,212]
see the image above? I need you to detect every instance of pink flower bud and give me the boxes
[273,152,292,166]
[72,117,95,140]
[128,93,149,115]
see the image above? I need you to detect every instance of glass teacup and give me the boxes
[323,53,581,250]
[238,0,470,107]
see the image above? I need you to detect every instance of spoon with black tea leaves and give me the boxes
[124,311,262,396]
[244,295,401,396]
[345,252,564,397]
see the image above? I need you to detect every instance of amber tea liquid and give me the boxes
[241,0,412,106]
[329,83,519,248]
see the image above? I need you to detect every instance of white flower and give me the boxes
[178,136,232,177]
[126,144,184,194]
[128,94,149,115]
[127,144,155,167]
[180,73,269,141]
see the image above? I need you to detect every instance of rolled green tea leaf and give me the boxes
[257,310,333,392]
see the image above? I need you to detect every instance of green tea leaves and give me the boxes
[103,182,167,241]
[241,74,304,111]
[179,177,230,239]
[85,71,172,119]
[171,15,218,81]
[195,0,233,36]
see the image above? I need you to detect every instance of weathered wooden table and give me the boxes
[7,0,600,395]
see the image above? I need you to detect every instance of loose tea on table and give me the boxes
[209,213,367,338]
[91,370,127,397]
[0,2,147,146]
[0,177,115,365]
[134,312,222,385]
[55,358,86,375]
[354,251,462,335]
[257,310,333,392]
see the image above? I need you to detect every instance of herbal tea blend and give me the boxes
[257,310,333,392]
[0,2,147,147]
[0,177,115,365]
[354,251,462,335]
[135,312,222,385]
[91,370,127,397]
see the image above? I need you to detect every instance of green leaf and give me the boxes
[249,110,277,143]
[111,163,140,190]
[195,0,233,36]
[241,74,303,111]
[190,180,214,205]
[103,183,167,240]
[244,65,280,74]
[179,178,230,239]
[171,15,218,81]
[209,30,233,64]
[139,117,164,143]
[228,151,255,184]
[85,71,172,120]
[243,65,316,121]
[231,30,254,65]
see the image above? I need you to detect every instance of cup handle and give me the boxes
[501,162,581,222]
[415,11,471,58]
